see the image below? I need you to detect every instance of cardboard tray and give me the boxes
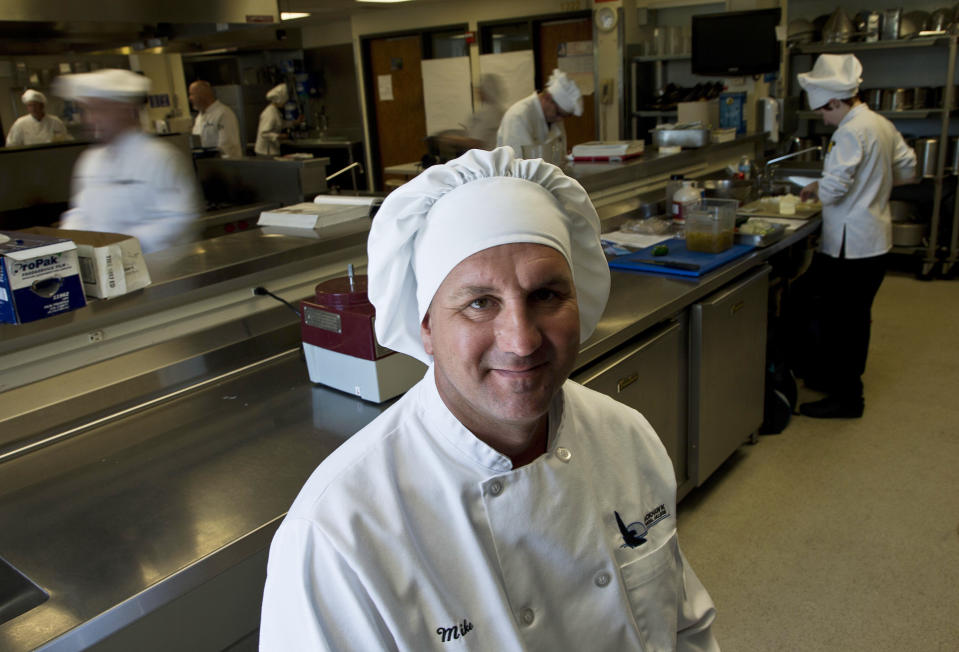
[609,238,755,277]
[737,198,822,220]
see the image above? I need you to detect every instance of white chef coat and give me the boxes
[465,102,505,149]
[61,130,202,253]
[6,113,72,146]
[260,366,718,652]
[496,92,567,164]
[192,100,242,158]
[817,103,916,258]
[255,104,285,156]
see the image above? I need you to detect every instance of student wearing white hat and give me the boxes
[254,82,301,156]
[260,147,718,651]
[496,69,583,164]
[54,69,202,254]
[5,89,72,147]
[794,54,917,418]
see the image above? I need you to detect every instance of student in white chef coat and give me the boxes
[260,147,718,651]
[795,54,916,418]
[496,68,582,164]
[5,89,72,146]
[255,83,300,156]
[54,69,202,254]
[188,80,242,158]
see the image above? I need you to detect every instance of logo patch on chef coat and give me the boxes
[615,504,669,549]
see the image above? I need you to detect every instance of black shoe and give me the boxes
[799,396,864,419]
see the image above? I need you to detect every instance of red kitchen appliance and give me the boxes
[300,266,426,402]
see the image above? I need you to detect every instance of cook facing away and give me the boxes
[496,68,583,163]
[794,54,916,419]
[259,147,718,651]
[54,69,202,254]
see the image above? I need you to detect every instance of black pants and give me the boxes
[788,252,887,400]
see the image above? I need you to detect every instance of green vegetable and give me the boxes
[652,244,669,256]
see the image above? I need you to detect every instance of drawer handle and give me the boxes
[617,373,638,392]
[730,300,745,315]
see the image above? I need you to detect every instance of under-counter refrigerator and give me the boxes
[689,265,770,486]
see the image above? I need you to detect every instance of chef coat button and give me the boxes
[520,608,535,625]
[594,571,611,587]
[555,447,572,462]
[489,480,503,496]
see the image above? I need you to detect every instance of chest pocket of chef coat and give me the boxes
[619,530,682,651]
[200,121,219,148]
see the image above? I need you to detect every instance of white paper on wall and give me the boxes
[558,40,595,96]
[421,57,473,135]
[377,74,393,101]
[479,50,535,108]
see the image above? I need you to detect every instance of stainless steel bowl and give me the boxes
[892,222,927,247]
[914,138,939,177]
[864,88,883,110]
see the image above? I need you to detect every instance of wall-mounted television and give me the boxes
[691,8,782,77]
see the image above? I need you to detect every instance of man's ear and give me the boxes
[420,311,434,356]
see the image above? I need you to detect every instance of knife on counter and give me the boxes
[633,258,701,271]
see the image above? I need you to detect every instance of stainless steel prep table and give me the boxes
[0,211,819,651]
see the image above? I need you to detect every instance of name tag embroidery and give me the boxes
[436,619,474,643]
[615,504,670,549]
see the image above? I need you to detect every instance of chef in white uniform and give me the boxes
[255,83,297,156]
[189,80,242,158]
[795,54,916,418]
[5,89,72,146]
[496,69,582,163]
[54,69,202,254]
[260,147,718,651]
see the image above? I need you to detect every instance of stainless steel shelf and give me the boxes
[634,54,691,63]
[634,110,678,118]
[794,36,949,54]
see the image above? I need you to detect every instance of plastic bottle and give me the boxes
[738,155,752,180]
[665,174,685,215]
[672,181,700,223]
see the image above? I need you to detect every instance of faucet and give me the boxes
[758,146,823,196]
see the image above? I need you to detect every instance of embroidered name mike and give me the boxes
[615,504,669,548]
[436,619,473,643]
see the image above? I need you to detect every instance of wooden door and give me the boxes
[368,35,427,188]
[538,17,596,149]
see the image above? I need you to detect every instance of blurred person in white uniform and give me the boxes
[188,80,242,158]
[54,69,202,254]
[255,83,300,156]
[5,89,72,146]
[464,73,506,149]
[259,147,718,651]
[496,68,582,162]
[794,54,916,418]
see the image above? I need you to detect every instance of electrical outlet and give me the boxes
[88,329,104,343]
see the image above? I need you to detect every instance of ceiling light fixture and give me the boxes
[355,0,414,4]
[280,12,311,20]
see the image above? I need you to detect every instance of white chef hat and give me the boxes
[367,146,609,365]
[21,89,46,105]
[266,83,289,104]
[797,54,863,110]
[545,69,583,117]
[52,69,150,103]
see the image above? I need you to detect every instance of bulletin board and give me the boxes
[421,56,473,135]
[479,50,535,108]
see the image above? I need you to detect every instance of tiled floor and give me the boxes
[678,271,959,651]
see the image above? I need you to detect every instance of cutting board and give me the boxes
[609,238,755,277]
[737,197,822,220]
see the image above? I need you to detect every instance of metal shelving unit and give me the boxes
[790,35,959,277]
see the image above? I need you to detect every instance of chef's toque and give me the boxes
[797,54,863,110]
[21,89,46,105]
[367,146,609,365]
[546,69,583,117]
[266,83,289,105]
[52,69,151,103]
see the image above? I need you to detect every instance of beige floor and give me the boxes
[677,271,959,651]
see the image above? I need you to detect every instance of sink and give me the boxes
[0,556,48,626]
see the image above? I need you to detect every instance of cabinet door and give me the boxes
[690,266,769,486]
[573,318,687,485]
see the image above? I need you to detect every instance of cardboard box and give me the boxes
[0,231,87,324]
[24,228,151,299]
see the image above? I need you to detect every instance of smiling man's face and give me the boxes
[421,242,580,447]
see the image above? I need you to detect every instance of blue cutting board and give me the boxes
[609,238,755,277]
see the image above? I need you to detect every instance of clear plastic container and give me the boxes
[685,205,735,253]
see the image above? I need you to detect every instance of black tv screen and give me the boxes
[691,8,782,76]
